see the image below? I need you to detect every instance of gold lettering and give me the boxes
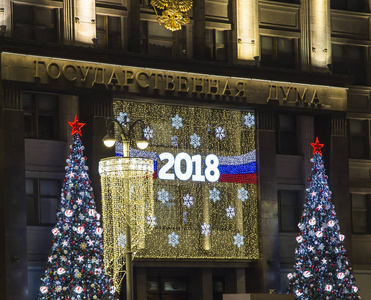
[62,64,77,82]
[295,88,308,103]
[135,71,150,88]
[92,68,105,86]
[311,89,320,105]
[34,60,45,78]
[178,76,189,92]
[208,79,220,95]
[235,81,246,97]
[108,69,121,86]
[152,72,162,90]
[122,69,134,86]
[280,86,291,101]
[165,75,175,91]
[192,77,205,93]
[222,80,232,96]
[79,66,91,83]
[267,85,278,102]
[46,62,61,79]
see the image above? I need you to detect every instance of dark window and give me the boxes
[13,3,58,43]
[213,277,225,300]
[140,21,187,59]
[26,178,61,225]
[147,277,190,299]
[140,0,150,6]
[23,92,59,140]
[348,119,369,159]
[332,45,366,85]
[261,36,296,69]
[351,194,371,233]
[331,0,369,12]
[278,190,301,232]
[277,114,297,155]
[205,29,228,62]
[96,15,121,50]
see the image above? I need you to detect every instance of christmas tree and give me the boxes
[38,116,116,300]
[287,137,360,299]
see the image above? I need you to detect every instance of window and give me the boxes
[26,178,61,225]
[351,194,371,233]
[261,36,296,69]
[348,119,369,159]
[96,15,121,50]
[331,0,369,12]
[140,21,187,59]
[147,277,190,299]
[332,45,366,85]
[205,29,227,62]
[277,114,297,155]
[278,190,301,232]
[23,92,59,140]
[13,3,58,43]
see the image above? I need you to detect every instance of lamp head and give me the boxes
[102,132,116,148]
[136,139,149,150]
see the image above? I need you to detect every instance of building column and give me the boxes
[74,0,96,46]
[63,0,74,45]
[330,112,352,256]
[0,0,11,36]
[193,0,206,60]
[127,0,141,52]
[136,267,147,300]
[254,106,280,292]
[236,268,246,293]
[300,0,311,71]
[202,268,213,300]
[0,84,27,300]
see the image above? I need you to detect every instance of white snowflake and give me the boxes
[215,126,225,140]
[146,215,157,227]
[183,211,188,223]
[243,113,255,128]
[183,194,194,208]
[226,205,235,219]
[209,187,220,203]
[171,114,183,129]
[118,233,126,248]
[168,231,179,247]
[201,223,211,236]
[234,233,244,248]
[117,112,129,126]
[190,133,201,148]
[158,189,170,204]
[171,135,178,147]
[238,187,249,202]
[143,126,153,140]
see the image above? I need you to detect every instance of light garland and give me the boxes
[104,101,258,264]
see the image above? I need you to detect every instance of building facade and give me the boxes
[0,0,371,299]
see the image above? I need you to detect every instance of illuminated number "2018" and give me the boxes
[158,152,220,182]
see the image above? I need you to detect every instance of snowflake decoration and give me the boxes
[215,126,225,140]
[171,114,183,129]
[201,223,211,236]
[226,205,235,219]
[238,187,249,202]
[168,231,179,247]
[117,112,129,126]
[183,194,194,208]
[234,233,244,248]
[158,188,170,204]
[118,233,126,248]
[190,133,201,148]
[209,187,221,203]
[243,112,255,128]
[171,135,178,147]
[143,126,153,140]
[146,215,157,227]
[183,211,188,223]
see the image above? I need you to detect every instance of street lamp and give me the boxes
[101,117,151,300]
[102,117,149,156]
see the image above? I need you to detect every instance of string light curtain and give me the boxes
[99,157,154,290]
[112,100,259,261]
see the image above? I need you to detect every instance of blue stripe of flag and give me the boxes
[218,162,256,175]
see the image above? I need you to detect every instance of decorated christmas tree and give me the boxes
[38,116,116,300]
[287,138,360,299]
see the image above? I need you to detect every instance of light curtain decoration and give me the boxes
[112,100,259,261]
[99,157,154,291]
[150,0,192,31]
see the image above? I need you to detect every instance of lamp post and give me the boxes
[102,117,149,300]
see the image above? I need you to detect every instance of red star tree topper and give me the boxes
[311,137,324,155]
[68,115,85,136]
